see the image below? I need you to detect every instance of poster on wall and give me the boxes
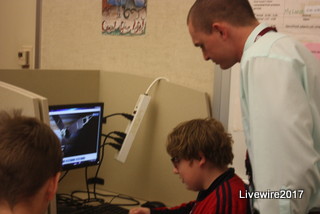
[102,0,147,36]
[249,0,320,59]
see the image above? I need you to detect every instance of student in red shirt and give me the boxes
[130,118,249,214]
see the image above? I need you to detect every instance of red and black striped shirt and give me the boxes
[151,168,249,214]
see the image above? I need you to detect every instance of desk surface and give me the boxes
[57,188,146,213]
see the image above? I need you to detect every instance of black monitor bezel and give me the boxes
[49,102,104,171]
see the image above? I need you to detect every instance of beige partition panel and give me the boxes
[0,69,100,105]
[95,71,210,206]
[0,69,211,207]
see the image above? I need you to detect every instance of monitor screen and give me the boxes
[49,103,104,171]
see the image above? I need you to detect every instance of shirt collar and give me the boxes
[243,23,269,52]
[196,168,235,201]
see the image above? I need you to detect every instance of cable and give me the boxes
[85,167,91,200]
[112,131,126,139]
[59,170,69,183]
[57,193,87,208]
[145,77,169,95]
[92,135,109,198]
[103,113,133,123]
[101,131,125,138]
[107,142,122,150]
[101,132,126,148]
[68,191,140,206]
[108,135,124,144]
[91,131,123,198]
[107,193,140,206]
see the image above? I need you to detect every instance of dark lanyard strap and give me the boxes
[254,26,277,42]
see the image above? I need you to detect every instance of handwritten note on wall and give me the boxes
[102,0,147,36]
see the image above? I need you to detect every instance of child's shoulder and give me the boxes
[227,172,248,188]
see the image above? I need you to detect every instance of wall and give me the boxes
[0,0,37,69]
[40,0,214,98]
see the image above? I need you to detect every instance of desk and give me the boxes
[57,188,146,213]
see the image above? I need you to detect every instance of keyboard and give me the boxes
[58,203,129,214]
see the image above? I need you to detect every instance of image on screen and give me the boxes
[49,103,104,170]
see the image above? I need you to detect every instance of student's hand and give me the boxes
[129,207,150,214]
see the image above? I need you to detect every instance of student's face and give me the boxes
[172,158,203,191]
[188,22,237,70]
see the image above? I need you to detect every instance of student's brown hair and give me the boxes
[187,0,257,34]
[167,118,233,169]
[0,110,62,208]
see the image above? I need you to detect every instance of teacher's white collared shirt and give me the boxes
[240,23,320,214]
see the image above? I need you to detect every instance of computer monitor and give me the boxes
[49,103,104,171]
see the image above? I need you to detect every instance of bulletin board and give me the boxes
[249,0,320,59]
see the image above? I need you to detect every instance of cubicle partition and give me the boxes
[0,69,210,206]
